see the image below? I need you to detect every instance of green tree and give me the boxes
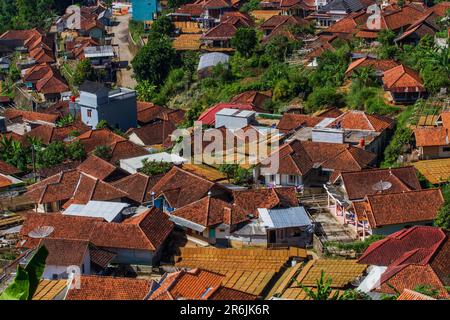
[413,284,440,298]
[67,141,86,161]
[305,86,343,112]
[0,245,48,300]
[435,204,450,229]
[352,66,377,87]
[96,120,109,129]
[151,15,175,37]
[93,145,112,160]
[264,35,296,62]
[56,114,75,127]
[231,28,258,58]
[136,80,158,102]
[131,33,177,86]
[140,160,172,176]
[73,59,95,86]
[37,142,67,168]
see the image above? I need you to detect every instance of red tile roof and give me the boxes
[74,128,127,153]
[382,64,425,92]
[0,160,20,175]
[230,90,272,112]
[21,208,173,252]
[326,110,394,132]
[232,186,298,217]
[340,166,421,200]
[262,140,376,178]
[109,140,149,164]
[414,127,448,147]
[136,102,185,125]
[112,173,163,204]
[358,226,447,267]
[4,109,59,124]
[77,155,117,180]
[25,121,90,144]
[345,57,399,76]
[149,268,226,300]
[127,120,177,146]
[378,264,449,299]
[66,275,154,300]
[276,113,325,133]
[39,238,89,266]
[151,166,225,209]
[171,196,233,227]
[362,189,444,229]
[25,169,127,206]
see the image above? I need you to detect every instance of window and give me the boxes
[288,175,296,184]
[87,109,92,118]
[443,146,450,152]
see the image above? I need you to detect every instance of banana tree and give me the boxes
[0,246,48,300]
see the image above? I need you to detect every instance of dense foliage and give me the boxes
[140,160,172,176]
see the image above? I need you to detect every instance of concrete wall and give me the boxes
[111,248,154,265]
[372,220,434,236]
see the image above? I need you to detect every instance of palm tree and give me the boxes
[352,66,377,87]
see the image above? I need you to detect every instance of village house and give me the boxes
[254,139,377,188]
[414,111,450,160]
[24,168,129,213]
[150,166,232,213]
[382,64,426,104]
[20,207,173,269]
[136,101,185,127]
[112,173,164,206]
[357,226,449,299]
[308,0,372,28]
[73,81,138,131]
[323,166,441,238]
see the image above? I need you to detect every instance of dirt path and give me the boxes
[112,14,137,89]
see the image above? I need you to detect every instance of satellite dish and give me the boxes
[372,181,392,192]
[121,207,137,216]
[28,226,54,238]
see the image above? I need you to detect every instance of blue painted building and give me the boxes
[76,81,138,131]
[131,0,160,21]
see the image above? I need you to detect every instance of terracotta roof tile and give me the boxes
[112,173,163,204]
[151,167,221,209]
[74,128,127,153]
[358,226,447,267]
[66,275,153,300]
[340,166,421,200]
[382,64,425,91]
[0,160,20,175]
[397,289,436,300]
[277,113,325,133]
[40,238,89,266]
[77,155,117,180]
[345,57,399,76]
[171,196,233,227]
[414,127,448,147]
[326,110,394,132]
[128,120,177,146]
[4,109,59,124]
[109,140,149,164]
[363,189,444,228]
[149,268,225,300]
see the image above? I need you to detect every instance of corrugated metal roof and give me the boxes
[197,52,229,71]
[258,207,312,229]
[63,201,129,222]
[84,46,115,58]
[170,215,206,232]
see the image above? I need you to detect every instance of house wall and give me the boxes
[128,132,145,147]
[420,146,447,159]
[79,90,137,131]
[110,248,154,265]
[371,220,434,236]
[42,251,90,279]
[263,174,303,187]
